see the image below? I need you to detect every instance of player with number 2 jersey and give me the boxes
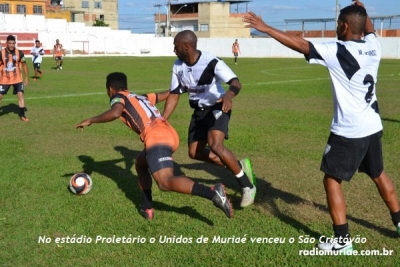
[243,0,400,253]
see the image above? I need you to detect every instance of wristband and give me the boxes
[229,85,240,95]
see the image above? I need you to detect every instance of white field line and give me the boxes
[1,90,150,102]
[1,74,399,102]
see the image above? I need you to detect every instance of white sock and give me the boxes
[235,170,244,178]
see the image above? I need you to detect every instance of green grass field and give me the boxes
[1,56,400,266]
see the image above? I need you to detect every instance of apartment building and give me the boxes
[0,0,118,29]
[156,0,251,38]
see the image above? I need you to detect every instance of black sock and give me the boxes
[333,223,350,239]
[19,107,26,117]
[141,189,152,209]
[236,167,253,188]
[237,174,253,188]
[191,182,215,200]
[390,211,400,226]
[236,160,254,188]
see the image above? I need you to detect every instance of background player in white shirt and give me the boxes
[243,0,400,253]
[163,30,256,208]
[30,40,44,81]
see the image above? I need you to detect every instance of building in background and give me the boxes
[155,0,251,38]
[0,0,118,29]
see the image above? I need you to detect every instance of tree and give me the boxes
[92,19,109,27]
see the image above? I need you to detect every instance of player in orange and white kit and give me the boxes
[232,39,240,65]
[0,35,29,121]
[53,39,65,70]
[76,72,233,220]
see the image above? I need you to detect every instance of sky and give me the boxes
[118,0,400,34]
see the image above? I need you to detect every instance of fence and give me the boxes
[1,13,399,59]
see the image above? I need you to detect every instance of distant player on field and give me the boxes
[53,39,65,70]
[76,72,233,220]
[243,0,400,253]
[232,39,240,65]
[30,40,44,81]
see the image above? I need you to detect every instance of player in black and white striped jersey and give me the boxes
[163,30,257,208]
[30,40,44,81]
[243,0,400,253]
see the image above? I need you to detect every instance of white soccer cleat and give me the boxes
[240,186,256,207]
[318,239,353,255]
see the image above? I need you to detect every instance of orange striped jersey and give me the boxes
[0,48,25,84]
[110,91,166,140]
[54,43,63,57]
[232,42,240,53]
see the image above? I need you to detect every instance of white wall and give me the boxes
[1,14,400,59]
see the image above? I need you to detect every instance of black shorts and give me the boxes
[0,83,24,95]
[188,102,231,145]
[146,145,174,174]
[33,63,41,69]
[55,56,63,61]
[320,131,384,181]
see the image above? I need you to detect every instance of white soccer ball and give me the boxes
[69,173,92,195]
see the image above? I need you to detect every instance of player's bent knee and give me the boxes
[208,143,224,155]
[156,180,173,191]
[188,151,196,159]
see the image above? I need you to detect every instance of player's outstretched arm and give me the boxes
[76,103,123,129]
[242,11,309,55]
[155,90,170,103]
[162,93,180,120]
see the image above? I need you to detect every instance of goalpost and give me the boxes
[70,41,90,55]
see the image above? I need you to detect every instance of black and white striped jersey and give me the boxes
[170,51,237,108]
[306,33,383,138]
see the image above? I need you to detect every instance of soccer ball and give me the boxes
[69,173,92,195]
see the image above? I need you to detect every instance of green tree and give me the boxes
[92,19,109,27]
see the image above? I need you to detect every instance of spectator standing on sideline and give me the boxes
[53,39,65,70]
[163,30,256,208]
[30,40,44,81]
[232,39,240,65]
[0,35,29,121]
[243,0,400,253]
[76,72,233,220]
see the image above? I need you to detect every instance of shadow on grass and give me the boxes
[0,103,19,117]
[174,161,398,238]
[65,146,214,225]
[382,117,400,123]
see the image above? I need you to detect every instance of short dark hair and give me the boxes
[35,40,40,43]
[106,72,128,91]
[6,35,15,42]
[339,5,367,34]
[175,30,197,48]
[339,5,367,18]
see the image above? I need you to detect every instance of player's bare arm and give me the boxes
[76,103,124,129]
[218,78,241,113]
[162,93,180,120]
[155,90,170,103]
[21,61,29,86]
[242,11,309,55]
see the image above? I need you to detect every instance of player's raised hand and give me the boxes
[352,0,365,8]
[242,11,268,32]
